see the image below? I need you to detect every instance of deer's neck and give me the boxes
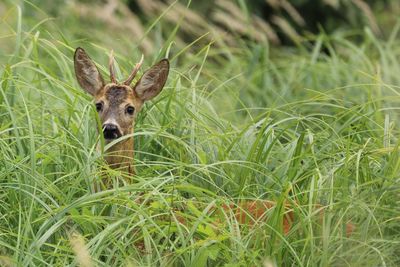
[104,134,135,174]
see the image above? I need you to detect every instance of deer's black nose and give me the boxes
[103,124,121,139]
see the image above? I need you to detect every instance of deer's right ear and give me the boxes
[74,47,104,95]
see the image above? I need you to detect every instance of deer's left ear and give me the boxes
[133,59,169,102]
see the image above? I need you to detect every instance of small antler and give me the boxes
[123,54,144,85]
[109,49,117,83]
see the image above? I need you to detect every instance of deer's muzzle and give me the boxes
[103,123,122,140]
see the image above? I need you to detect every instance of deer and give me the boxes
[73,47,169,177]
[73,49,356,239]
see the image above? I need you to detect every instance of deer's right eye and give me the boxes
[95,102,103,112]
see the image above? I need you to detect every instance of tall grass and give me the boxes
[0,2,400,266]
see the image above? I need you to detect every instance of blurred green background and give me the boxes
[1,0,399,53]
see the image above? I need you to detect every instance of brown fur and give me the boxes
[73,47,169,179]
[95,84,143,174]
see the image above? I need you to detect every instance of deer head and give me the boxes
[74,47,169,142]
[73,47,169,175]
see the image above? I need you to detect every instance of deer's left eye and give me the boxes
[126,106,135,115]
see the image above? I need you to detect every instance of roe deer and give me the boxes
[74,47,169,175]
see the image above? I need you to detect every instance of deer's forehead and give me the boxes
[97,85,137,105]
[106,86,128,103]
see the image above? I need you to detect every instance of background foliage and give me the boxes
[0,0,400,266]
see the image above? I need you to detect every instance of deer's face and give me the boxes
[93,84,143,140]
[73,48,169,142]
